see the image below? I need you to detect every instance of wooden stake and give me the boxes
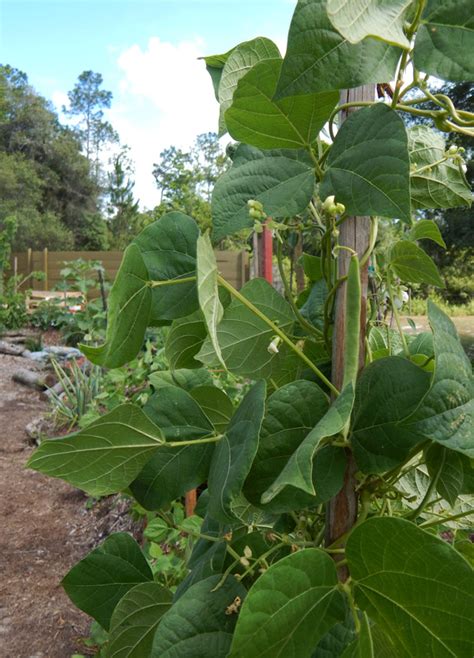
[326,85,375,575]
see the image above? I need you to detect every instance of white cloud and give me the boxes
[110,36,219,209]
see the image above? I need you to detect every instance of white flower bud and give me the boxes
[267,336,282,354]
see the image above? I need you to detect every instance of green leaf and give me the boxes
[201,47,235,100]
[275,0,401,97]
[327,0,412,48]
[347,517,474,658]
[190,386,234,434]
[133,212,199,323]
[108,582,173,658]
[244,380,329,513]
[80,244,151,368]
[225,57,338,149]
[151,575,247,658]
[408,126,472,210]
[303,253,323,281]
[196,232,225,368]
[425,444,464,506]
[130,388,215,510]
[262,384,354,500]
[218,37,280,134]
[62,533,153,631]
[197,279,294,379]
[165,310,207,370]
[300,279,327,332]
[408,219,446,248]
[341,613,374,658]
[27,404,164,496]
[229,549,345,658]
[212,155,315,242]
[149,368,213,391]
[208,381,266,523]
[414,0,474,82]
[311,607,356,657]
[389,240,444,286]
[406,301,474,457]
[321,104,411,222]
[230,142,314,168]
[351,357,431,473]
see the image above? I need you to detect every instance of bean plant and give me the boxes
[28,1,474,656]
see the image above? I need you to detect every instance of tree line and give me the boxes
[0,64,228,252]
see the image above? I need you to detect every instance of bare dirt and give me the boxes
[0,352,139,658]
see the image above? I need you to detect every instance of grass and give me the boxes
[407,294,474,317]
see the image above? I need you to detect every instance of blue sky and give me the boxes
[1,0,296,207]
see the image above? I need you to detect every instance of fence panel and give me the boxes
[10,249,249,293]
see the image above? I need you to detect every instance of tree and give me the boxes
[0,65,105,249]
[152,132,228,230]
[106,148,140,248]
[64,70,118,179]
[28,3,474,656]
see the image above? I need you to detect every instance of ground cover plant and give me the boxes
[28,1,474,656]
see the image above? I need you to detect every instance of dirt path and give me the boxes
[0,354,91,658]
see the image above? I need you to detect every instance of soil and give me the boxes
[0,351,139,658]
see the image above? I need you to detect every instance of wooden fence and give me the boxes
[10,248,249,292]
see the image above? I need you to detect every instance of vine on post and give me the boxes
[28,1,473,656]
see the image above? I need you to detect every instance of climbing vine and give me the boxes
[28,1,473,656]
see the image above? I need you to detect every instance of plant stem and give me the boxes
[166,434,223,448]
[150,275,196,288]
[408,449,446,520]
[217,274,339,397]
[276,241,323,340]
[391,0,426,107]
[386,272,410,357]
[420,509,474,529]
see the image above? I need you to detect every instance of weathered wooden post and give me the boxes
[326,85,375,563]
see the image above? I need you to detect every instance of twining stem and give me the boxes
[359,217,378,268]
[217,274,340,397]
[166,434,223,448]
[420,509,474,529]
[276,240,323,340]
[408,449,446,520]
[391,0,426,107]
[386,272,410,357]
[150,275,196,288]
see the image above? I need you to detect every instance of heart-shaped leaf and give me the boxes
[225,57,338,149]
[262,384,354,501]
[208,381,266,523]
[408,126,472,210]
[218,37,280,134]
[327,0,412,48]
[408,219,446,248]
[27,404,164,496]
[197,278,294,379]
[152,575,247,657]
[320,104,411,222]
[212,154,315,241]
[389,240,444,286]
[275,0,401,98]
[347,517,474,658]
[108,582,173,658]
[80,243,151,368]
[133,211,199,323]
[130,387,215,510]
[62,533,153,631]
[406,301,474,457]
[244,379,329,513]
[165,310,207,370]
[351,357,431,474]
[414,1,474,82]
[229,549,346,658]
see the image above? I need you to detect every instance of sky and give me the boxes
[0,0,296,208]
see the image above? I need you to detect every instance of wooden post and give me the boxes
[326,85,375,569]
[251,222,273,284]
[43,248,49,290]
[27,248,32,279]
